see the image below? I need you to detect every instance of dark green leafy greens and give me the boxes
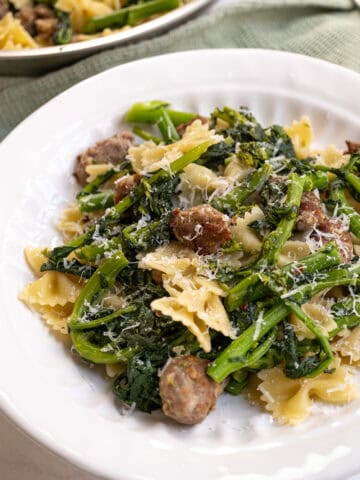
[36,101,360,417]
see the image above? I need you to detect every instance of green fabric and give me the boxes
[0,0,359,141]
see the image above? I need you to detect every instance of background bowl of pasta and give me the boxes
[0,0,212,75]
[1,49,360,479]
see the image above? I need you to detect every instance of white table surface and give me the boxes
[1,0,358,479]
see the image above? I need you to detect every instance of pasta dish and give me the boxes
[20,100,360,426]
[0,0,189,50]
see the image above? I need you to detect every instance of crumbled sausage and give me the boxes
[74,131,135,186]
[345,141,360,155]
[0,0,9,20]
[15,7,37,35]
[35,18,58,40]
[113,173,142,204]
[151,270,163,285]
[176,116,208,137]
[171,205,231,255]
[296,192,326,231]
[297,192,353,262]
[159,355,226,425]
[15,4,55,36]
[34,4,55,19]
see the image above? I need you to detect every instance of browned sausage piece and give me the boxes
[345,141,360,155]
[0,0,9,20]
[297,193,353,262]
[176,116,208,137]
[113,173,142,204]
[35,18,59,40]
[171,205,231,255]
[296,192,326,232]
[34,4,56,18]
[15,7,37,35]
[15,4,55,35]
[74,131,135,186]
[159,355,226,425]
[151,269,163,285]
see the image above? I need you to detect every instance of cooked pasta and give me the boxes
[256,359,356,425]
[0,0,190,49]
[20,100,360,425]
[0,12,37,49]
[128,120,221,174]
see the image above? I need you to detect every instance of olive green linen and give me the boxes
[0,0,359,141]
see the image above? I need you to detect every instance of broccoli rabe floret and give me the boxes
[211,106,264,142]
[236,141,268,168]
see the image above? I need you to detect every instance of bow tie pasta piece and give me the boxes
[55,0,113,32]
[230,206,265,254]
[332,326,360,365]
[24,247,48,276]
[151,296,211,352]
[0,12,37,49]
[138,243,200,276]
[181,163,229,193]
[19,272,82,335]
[85,163,113,183]
[35,303,74,334]
[19,271,82,307]
[128,120,222,174]
[290,302,337,341]
[56,203,86,241]
[255,358,357,425]
[277,240,311,267]
[284,116,313,159]
[313,144,349,169]
[140,243,235,352]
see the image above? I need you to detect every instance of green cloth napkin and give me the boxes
[0,0,359,142]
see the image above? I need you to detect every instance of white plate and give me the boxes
[1,49,360,480]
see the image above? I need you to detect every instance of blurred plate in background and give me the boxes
[0,0,213,76]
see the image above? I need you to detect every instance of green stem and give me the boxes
[329,295,360,337]
[329,180,360,238]
[76,237,123,263]
[112,141,211,216]
[227,242,341,312]
[47,142,211,263]
[83,0,180,33]
[212,163,272,214]
[285,301,333,377]
[68,251,128,330]
[281,262,360,304]
[70,305,136,331]
[71,330,136,364]
[156,107,180,143]
[53,11,72,45]
[133,126,161,144]
[257,173,304,267]
[78,190,115,212]
[125,100,196,126]
[77,163,129,198]
[344,170,360,200]
[302,171,328,192]
[207,303,289,382]
[209,260,360,383]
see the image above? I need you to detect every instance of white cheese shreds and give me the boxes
[139,242,235,352]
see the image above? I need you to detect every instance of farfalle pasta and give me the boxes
[0,12,37,49]
[255,359,357,425]
[20,101,360,425]
[0,0,189,50]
